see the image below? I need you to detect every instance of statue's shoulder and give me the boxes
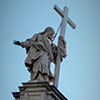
[31,33,40,39]
[35,32,44,38]
[32,33,38,37]
[33,32,43,37]
[31,33,44,42]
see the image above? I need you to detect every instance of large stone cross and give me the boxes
[53,5,76,87]
[54,5,76,37]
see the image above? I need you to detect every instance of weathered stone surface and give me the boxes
[13,27,66,86]
[12,81,68,100]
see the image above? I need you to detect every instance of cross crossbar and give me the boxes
[54,5,76,29]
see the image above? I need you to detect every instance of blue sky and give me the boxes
[0,0,100,100]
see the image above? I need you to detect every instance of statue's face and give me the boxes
[45,30,55,41]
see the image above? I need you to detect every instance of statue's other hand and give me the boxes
[13,40,21,46]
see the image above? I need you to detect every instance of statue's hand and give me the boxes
[13,40,21,46]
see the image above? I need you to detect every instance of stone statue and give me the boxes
[13,27,66,84]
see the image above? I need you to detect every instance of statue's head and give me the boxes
[43,27,55,41]
[44,27,55,34]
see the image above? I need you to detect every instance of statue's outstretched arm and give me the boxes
[13,34,38,48]
[13,40,22,46]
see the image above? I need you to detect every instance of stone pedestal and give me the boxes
[12,81,68,100]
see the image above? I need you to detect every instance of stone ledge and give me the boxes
[12,81,68,100]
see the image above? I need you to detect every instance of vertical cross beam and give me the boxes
[53,5,76,88]
[60,6,69,38]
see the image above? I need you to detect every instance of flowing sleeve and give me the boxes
[58,35,67,61]
[51,43,57,63]
[20,34,38,53]
[21,34,38,48]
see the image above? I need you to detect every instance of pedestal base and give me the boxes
[12,81,68,100]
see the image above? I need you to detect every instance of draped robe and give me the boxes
[21,33,66,81]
